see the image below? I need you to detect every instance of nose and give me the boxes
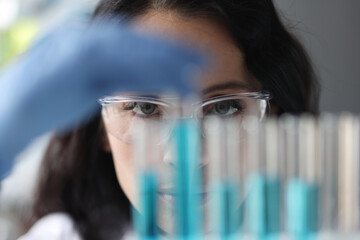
[162,140,208,170]
[162,146,176,167]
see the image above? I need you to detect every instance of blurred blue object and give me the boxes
[0,19,204,180]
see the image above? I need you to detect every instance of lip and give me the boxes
[158,192,176,204]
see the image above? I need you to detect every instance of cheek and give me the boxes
[107,133,138,207]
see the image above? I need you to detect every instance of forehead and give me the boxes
[133,10,237,53]
[132,10,260,94]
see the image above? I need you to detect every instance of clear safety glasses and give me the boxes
[99,91,272,143]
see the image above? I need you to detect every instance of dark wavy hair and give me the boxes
[25,1,319,239]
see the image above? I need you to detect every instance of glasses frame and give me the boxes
[99,91,272,143]
[98,91,272,119]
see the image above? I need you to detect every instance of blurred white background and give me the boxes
[0,1,99,239]
[0,134,51,239]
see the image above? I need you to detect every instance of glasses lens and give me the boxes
[200,98,268,139]
[200,98,268,120]
[102,96,269,143]
[102,101,174,143]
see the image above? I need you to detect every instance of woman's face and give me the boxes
[103,10,260,232]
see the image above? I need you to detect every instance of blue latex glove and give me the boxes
[0,20,204,179]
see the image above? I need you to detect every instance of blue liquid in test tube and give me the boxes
[174,120,202,239]
[134,172,159,240]
[211,181,241,240]
[286,179,319,240]
[247,174,281,239]
[246,118,281,240]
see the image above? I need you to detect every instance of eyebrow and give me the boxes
[202,81,252,95]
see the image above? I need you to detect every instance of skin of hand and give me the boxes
[0,19,204,179]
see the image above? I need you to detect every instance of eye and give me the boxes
[137,102,159,115]
[124,102,160,116]
[204,100,243,116]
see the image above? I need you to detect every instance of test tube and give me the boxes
[206,117,241,239]
[264,118,282,237]
[132,120,159,239]
[243,116,284,239]
[287,115,320,239]
[243,116,267,237]
[173,118,203,238]
[319,114,339,232]
[225,118,243,237]
[338,113,360,233]
[282,115,307,238]
[286,115,320,239]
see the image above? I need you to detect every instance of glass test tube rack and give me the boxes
[128,113,360,240]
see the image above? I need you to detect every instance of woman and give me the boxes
[19,0,319,239]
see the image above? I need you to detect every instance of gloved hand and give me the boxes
[0,19,204,179]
